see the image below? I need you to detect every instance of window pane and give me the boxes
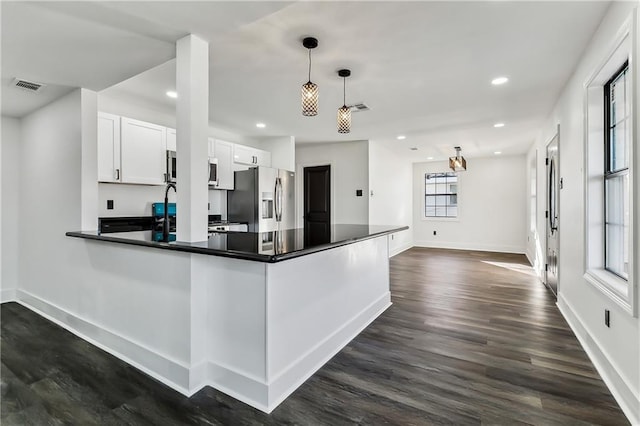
[435,207,447,217]
[612,77,627,125]
[435,195,448,206]
[425,184,436,195]
[605,173,629,279]
[426,206,436,216]
[447,206,458,217]
[610,121,628,171]
[425,196,436,206]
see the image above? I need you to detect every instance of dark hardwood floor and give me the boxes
[1,248,629,425]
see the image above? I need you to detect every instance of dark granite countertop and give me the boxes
[66,225,409,263]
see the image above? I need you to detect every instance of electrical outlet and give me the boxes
[433,230,437,236]
[356,189,363,197]
[605,309,610,327]
[107,200,114,210]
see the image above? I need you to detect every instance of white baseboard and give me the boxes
[390,242,413,257]
[7,288,391,415]
[557,294,639,425]
[14,289,192,396]
[414,240,525,254]
[0,288,17,303]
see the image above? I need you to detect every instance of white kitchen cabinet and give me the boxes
[213,139,234,190]
[166,128,176,151]
[120,117,167,185]
[233,144,271,167]
[97,112,121,183]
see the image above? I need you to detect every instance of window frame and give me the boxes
[423,172,460,221]
[583,12,637,317]
[603,60,630,281]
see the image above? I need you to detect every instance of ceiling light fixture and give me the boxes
[256,123,266,128]
[397,135,406,140]
[449,146,467,172]
[166,91,178,98]
[337,69,352,133]
[301,37,319,116]
[494,151,502,155]
[491,77,509,85]
[494,122,505,128]
[427,157,434,160]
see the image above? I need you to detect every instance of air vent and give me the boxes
[12,78,45,93]
[349,102,370,112]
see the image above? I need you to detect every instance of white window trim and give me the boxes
[583,10,638,317]
[422,172,460,222]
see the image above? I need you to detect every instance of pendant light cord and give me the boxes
[308,49,312,82]
[343,77,346,107]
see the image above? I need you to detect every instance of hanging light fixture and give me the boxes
[337,69,351,133]
[449,146,467,171]
[301,37,319,116]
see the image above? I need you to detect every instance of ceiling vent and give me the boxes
[349,102,370,112]
[12,78,45,93]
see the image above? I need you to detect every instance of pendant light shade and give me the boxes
[301,37,319,116]
[337,69,351,133]
[449,146,467,171]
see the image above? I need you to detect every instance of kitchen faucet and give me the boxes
[163,182,176,242]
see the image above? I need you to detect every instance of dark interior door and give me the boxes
[303,165,331,246]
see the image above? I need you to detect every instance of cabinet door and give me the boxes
[255,149,271,167]
[97,112,121,182]
[208,138,216,157]
[233,144,256,166]
[166,128,176,151]
[121,117,167,185]
[213,139,234,190]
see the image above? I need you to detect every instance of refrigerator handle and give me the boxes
[275,177,283,222]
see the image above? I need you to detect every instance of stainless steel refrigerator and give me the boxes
[227,167,295,232]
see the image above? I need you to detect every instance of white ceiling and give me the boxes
[2,1,611,160]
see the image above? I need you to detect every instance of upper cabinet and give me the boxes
[120,117,167,185]
[213,139,234,190]
[233,144,271,167]
[97,112,121,183]
[166,128,176,151]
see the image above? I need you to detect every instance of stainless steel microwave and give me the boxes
[166,150,218,187]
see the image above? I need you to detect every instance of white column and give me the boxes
[80,89,98,231]
[176,34,209,242]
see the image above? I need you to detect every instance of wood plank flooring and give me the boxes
[1,247,629,425]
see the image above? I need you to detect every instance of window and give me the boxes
[583,13,636,316]
[425,172,458,218]
[604,62,630,280]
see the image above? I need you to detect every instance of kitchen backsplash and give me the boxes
[98,183,226,218]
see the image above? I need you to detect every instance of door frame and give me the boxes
[545,124,560,296]
[296,161,334,229]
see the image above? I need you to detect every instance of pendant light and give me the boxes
[337,69,351,133]
[301,37,319,116]
[449,146,467,171]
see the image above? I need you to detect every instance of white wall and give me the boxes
[368,140,413,256]
[527,3,639,423]
[413,155,527,254]
[295,141,369,226]
[1,117,21,301]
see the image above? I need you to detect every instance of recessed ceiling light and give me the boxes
[397,135,406,140]
[166,91,178,98]
[427,156,434,160]
[494,123,505,128]
[491,77,509,85]
[494,151,502,155]
[256,122,266,128]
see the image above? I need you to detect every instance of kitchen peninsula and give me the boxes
[65,224,407,413]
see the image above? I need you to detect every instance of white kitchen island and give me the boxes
[66,225,406,413]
